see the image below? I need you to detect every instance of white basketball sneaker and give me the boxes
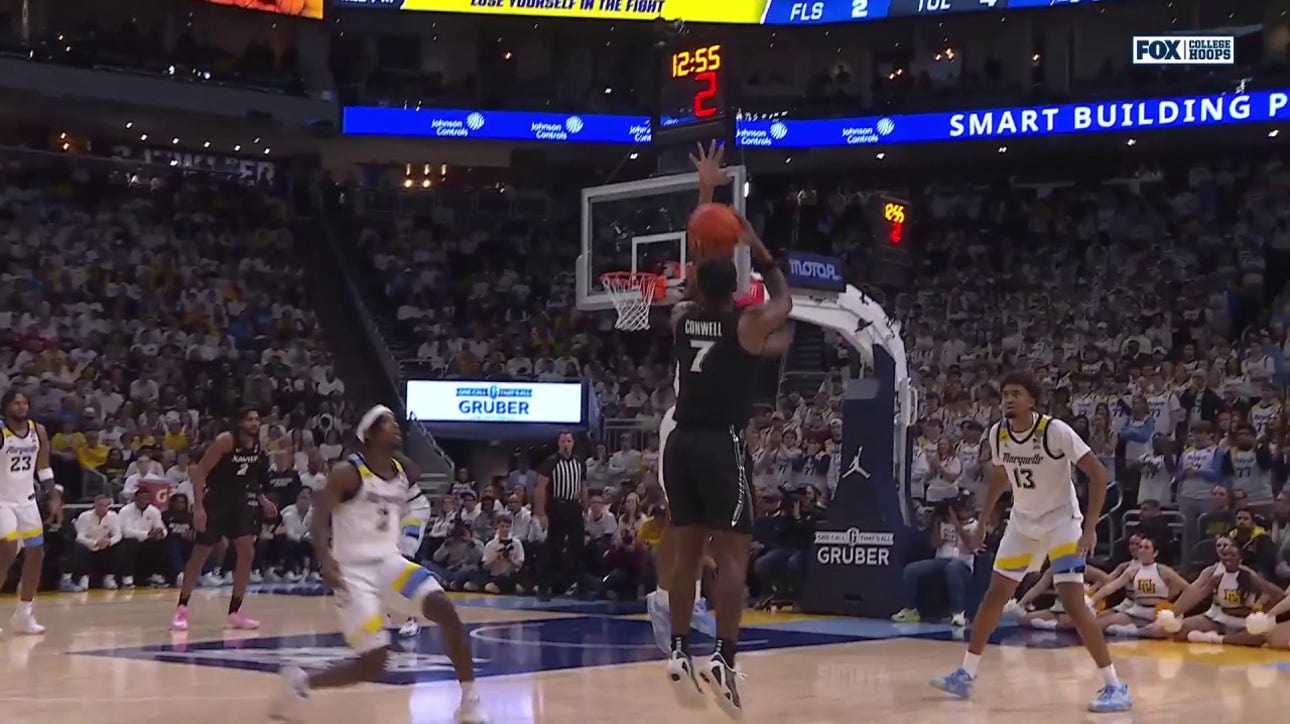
[699,653,745,720]
[665,650,707,710]
[454,691,490,724]
[10,606,45,635]
[269,665,309,721]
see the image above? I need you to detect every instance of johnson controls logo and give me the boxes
[770,121,788,140]
[1133,36,1234,66]
[466,112,486,131]
[876,118,895,136]
[565,116,584,134]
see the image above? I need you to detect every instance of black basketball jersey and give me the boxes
[673,305,758,428]
[207,437,268,497]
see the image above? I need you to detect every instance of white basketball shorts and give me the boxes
[0,500,44,547]
[336,555,443,654]
[993,517,1085,584]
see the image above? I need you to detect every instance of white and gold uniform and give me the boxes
[1203,564,1256,631]
[0,420,44,547]
[989,413,1091,584]
[333,454,442,653]
[1112,562,1169,621]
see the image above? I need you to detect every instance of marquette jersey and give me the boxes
[207,439,269,498]
[987,414,1089,534]
[673,306,758,429]
[1226,448,1273,504]
[332,454,410,564]
[0,420,39,504]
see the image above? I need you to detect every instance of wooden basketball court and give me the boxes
[4,587,1288,723]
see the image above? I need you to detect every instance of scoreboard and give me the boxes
[338,0,1127,26]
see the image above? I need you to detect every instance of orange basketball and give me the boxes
[688,203,742,259]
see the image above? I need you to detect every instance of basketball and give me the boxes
[687,203,742,259]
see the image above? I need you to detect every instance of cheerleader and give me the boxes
[1087,537,1188,635]
[1138,537,1284,645]
[1258,583,1290,650]
[1015,564,1111,630]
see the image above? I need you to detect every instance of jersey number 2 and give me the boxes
[690,340,715,372]
[1011,469,1036,489]
[236,462,249,476]
[376,505,390,532]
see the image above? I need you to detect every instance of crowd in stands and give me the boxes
[0,9,305,94]
[0,155,348,592]
[346,149,1290,616]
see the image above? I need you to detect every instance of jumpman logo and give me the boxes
[844,447,870,479]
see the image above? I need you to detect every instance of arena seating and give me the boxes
[0,153,352,591]
[339,149,1290,607]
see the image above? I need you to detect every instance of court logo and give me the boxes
[770,121,789,140]
[466,112,486,130]
[1132,36,1234,65]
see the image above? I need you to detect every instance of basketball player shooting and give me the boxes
[173,408,276,631]
[271,405,487,724]
[648,143,791,652]
[930,371,1133,713]
[661,162,794,718]
[0,390,54,636]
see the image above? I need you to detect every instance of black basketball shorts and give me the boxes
[661,425,754,534]
[196,491,260,545]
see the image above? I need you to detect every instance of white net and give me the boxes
[601,272,662,331]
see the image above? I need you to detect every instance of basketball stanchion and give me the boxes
[600,271,665,331]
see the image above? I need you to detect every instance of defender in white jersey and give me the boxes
[931,371,1132,713]
[271,405,487,724]
[0,390,53,636]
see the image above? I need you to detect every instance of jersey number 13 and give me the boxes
[1011,468,1037,489]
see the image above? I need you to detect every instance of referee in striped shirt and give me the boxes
[534,431,587,600]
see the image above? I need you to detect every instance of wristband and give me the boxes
[37,468,54,483]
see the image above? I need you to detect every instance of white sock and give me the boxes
[694,579,703,602]
[961,652,981,678]
[17,601,32,616]
[1030,618,1059,630]
[1099,664,1120,687]
[460,681,477,701]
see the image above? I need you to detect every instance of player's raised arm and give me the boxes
[736,218,793,355]
[311,460,361,592]
[33,422,55,493]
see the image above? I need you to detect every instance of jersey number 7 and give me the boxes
[1011,468,1036,489]
[690,340,715,372]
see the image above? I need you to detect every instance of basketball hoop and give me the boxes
[601,271,665,331]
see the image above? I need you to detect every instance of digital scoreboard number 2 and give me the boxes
[669,44,724,120]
